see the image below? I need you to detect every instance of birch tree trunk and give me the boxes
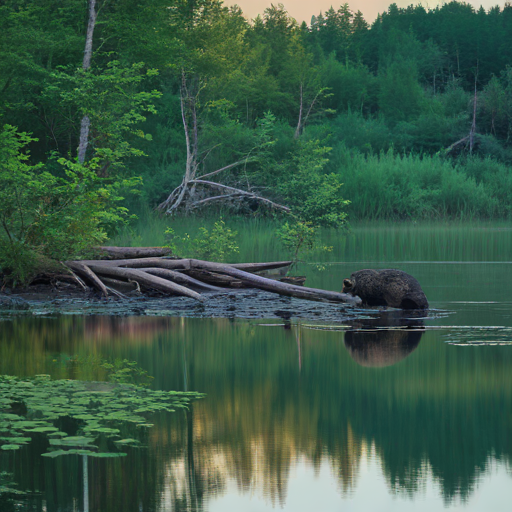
[77,0,97,164]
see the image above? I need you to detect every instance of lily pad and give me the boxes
[0,374,204,457]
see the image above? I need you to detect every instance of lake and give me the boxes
[1,223,512,511]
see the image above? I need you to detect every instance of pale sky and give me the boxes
[228,0,504,24]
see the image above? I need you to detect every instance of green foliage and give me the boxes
[276,220,332,265]
[3,0,512,230]
[277,139,349,228]
[0,374,203,457]
[333,146,500,220]
[378,60,425,124]
[49,61,161,173]
[165,219,239,262]
[0,125,138,284]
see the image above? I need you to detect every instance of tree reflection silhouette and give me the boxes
[1,316,512,510]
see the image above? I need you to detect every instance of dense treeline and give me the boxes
[2,0,512,280]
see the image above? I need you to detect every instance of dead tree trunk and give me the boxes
[77,0,97,164]
[470,68,478,155]
[157,73,290,215]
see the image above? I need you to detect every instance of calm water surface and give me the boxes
[1,224,512,511]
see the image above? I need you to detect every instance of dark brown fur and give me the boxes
[342,269,429,310]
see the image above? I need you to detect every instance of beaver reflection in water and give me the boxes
[344,311,425,367]
[342,269,429,310]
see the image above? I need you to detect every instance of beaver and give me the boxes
[342,269,429,310]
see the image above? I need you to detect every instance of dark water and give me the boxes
[1,224,512,511]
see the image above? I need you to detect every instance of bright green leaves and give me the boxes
[0,374,204,458]
[0,124,141,283]
[165,219,239,262]
[277,139,349,228]
[51,61,162,173]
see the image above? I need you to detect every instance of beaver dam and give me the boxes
[58,246,363,306]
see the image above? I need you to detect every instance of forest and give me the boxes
[2,0,512,283]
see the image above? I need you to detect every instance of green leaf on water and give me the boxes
[114,438,140,446]
[88,452,127,458]
[0,437,30,444]
[0,374,203,457]
[1,444,20,450]
[50,436,95,447]
[23,427,60,433]
[42,449,93,458]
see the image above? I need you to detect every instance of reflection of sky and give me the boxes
[204,454,512,512]
[226,0,507,24]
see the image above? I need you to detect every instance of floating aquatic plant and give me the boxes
[0,374,203,457]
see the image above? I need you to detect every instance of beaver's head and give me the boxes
[342,278,354,294]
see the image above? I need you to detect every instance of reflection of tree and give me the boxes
[2,316,512,508]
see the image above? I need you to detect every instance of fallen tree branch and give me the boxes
[190,180,291,212]
[63,254,358,305]
[65,261,109,298]
[188,259,361,304]
[94,246,173,259]
[78,258,292,273]
[197,158,257,180]
[140,268,223,292]
[87,265,205,302]
[185,269,244,287]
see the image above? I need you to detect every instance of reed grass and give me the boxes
[332,147,510,220]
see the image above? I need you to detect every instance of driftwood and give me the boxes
[186,269,245,288]
[87,265,205,302]
[94,246,173,259]
[64,247,361,306]
[140,268,223,292]
[66,261,109,298]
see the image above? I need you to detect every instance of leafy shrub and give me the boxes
[276,220,332,266]
[165,219,239,262]
[277,139,350,228]
[0,125,136,284]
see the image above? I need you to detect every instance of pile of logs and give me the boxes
[64,246,361,305]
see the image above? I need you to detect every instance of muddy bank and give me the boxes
[0,285,368,323]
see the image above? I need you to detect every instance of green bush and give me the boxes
[165,219,239,262]
[276,220,332,266]
[277,139,349,228]
[0,125,136,284]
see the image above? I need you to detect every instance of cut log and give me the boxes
[188,259,361,305]
[87,265,205,302]
[140,268,223,292]
[65,261,109,297]
[186,269,244,288]
[95,246,173,260]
